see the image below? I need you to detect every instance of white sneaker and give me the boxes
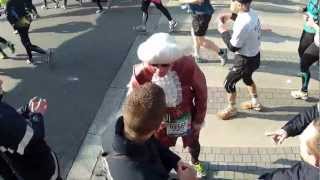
[291,90,308,100]
[26,59,33,64]
[96,9,106,14]
[133,25,147,32]
[169,20,177,32]
[41,5,48,10]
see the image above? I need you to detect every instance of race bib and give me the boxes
[165,113,191,137]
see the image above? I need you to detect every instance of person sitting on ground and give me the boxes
[262,103,320,179]
[127,33,208,178]
[105,82,197,180]
[0,80,62,180]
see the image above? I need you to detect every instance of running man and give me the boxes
[216,0,263,120]
[6,0,52,64]
[134,0,177,32]
[291,0,319,100]
[179,0,228,64]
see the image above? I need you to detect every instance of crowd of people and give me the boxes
[0,0,319,179]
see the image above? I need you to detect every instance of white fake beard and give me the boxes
[152,70,183,108]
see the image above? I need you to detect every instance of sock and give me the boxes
[251,94,259,105]
[228,102,235,109]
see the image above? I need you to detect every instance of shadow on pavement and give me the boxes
[30,21,93,33]
[206,159,300,180]
[173,29,300,43]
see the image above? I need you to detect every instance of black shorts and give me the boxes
[233,53,260,75]
[224,53,260,93]
[192,14,212,36]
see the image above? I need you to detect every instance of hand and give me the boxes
[28,97,48,115]
[177,160,193,170]
[217,13,229,24]
[303,14,309,22]
[217,22,228,33]
[177,160,197,180]
[265,129,288,145]
[306,17,317,29]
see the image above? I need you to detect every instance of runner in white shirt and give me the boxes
[216,0,263,120]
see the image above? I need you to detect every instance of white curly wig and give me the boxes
[137,33,192,64]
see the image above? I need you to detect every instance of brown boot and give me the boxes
[217,107,237,120]
[240,101,263,111]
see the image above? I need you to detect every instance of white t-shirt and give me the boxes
[230,9,261,57]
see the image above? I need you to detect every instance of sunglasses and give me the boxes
[150,64,171,68]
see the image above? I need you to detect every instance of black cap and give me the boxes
[234,0,252,4]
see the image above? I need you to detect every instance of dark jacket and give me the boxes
[282,103,319,137]
[0,102,60,180]
[106,117,181,180]
[0,102,48,156]
[5,0,33,25]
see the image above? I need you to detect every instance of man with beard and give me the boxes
[127,33,208,178]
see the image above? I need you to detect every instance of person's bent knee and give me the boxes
[224,80,236,93]
[243,77,254,86]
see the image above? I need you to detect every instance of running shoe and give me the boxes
[134,25,147,32]
[96,9,106,14]
[169,19,177,32]
[193,162,207,178]
[240,101,263,111]
[0,53,8,59]
[218,48,228,66]
[217,106,237,120]
[26,59,34,64]
[41,5,48,10]
[291,90,308,100]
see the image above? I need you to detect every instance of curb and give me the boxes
[66,36,145,180]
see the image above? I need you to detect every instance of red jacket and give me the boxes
[128,56,207,126]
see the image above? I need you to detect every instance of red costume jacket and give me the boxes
[128,56,207,146]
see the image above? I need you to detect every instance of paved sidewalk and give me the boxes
[170,146,302,179]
